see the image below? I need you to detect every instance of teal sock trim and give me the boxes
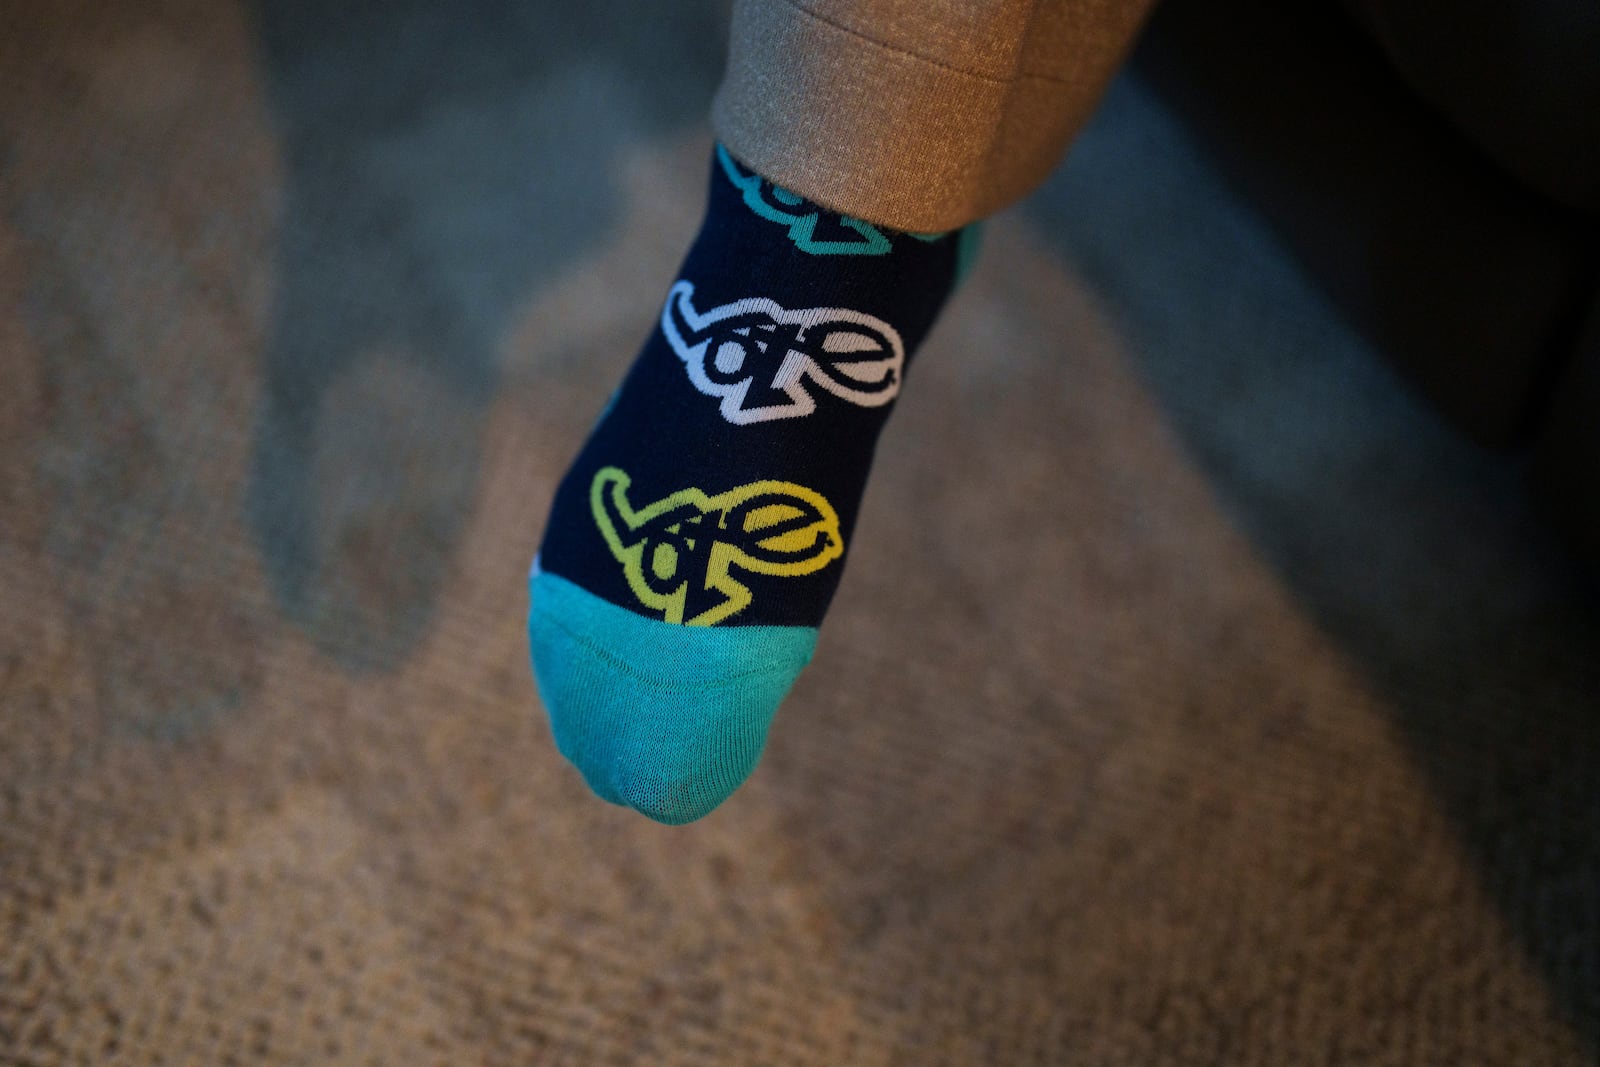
[954,222,985,288]
[527,570,817,825]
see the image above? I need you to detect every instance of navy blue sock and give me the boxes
[529,145,976,824]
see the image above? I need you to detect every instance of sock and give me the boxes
[528,145,977,824]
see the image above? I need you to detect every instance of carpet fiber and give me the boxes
[3,1,1597,1064]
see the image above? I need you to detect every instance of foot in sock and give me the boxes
[528,145,976,824]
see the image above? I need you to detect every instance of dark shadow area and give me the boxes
[1026,0,1599,1048]
[244,0,726,670]
[1131,0,1595,449]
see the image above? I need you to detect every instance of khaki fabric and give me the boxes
[712,0,1156,231]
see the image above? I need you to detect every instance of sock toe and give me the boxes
[528,571,817,824]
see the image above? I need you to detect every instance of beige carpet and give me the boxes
[3,1,1597,1063]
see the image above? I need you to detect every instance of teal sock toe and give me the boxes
[528,571,817,825]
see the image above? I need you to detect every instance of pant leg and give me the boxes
[711,0,1157,232]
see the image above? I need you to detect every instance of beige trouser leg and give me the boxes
[711,0,1157,232]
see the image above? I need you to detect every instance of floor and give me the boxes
[2,1,1597,1063]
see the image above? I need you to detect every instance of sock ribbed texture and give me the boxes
[528,144,972,824]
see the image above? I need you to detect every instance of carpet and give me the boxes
[2,1,1597,1063]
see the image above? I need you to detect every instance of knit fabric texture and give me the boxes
[529,145,966,821]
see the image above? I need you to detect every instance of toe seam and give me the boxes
[533,611,812,691]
